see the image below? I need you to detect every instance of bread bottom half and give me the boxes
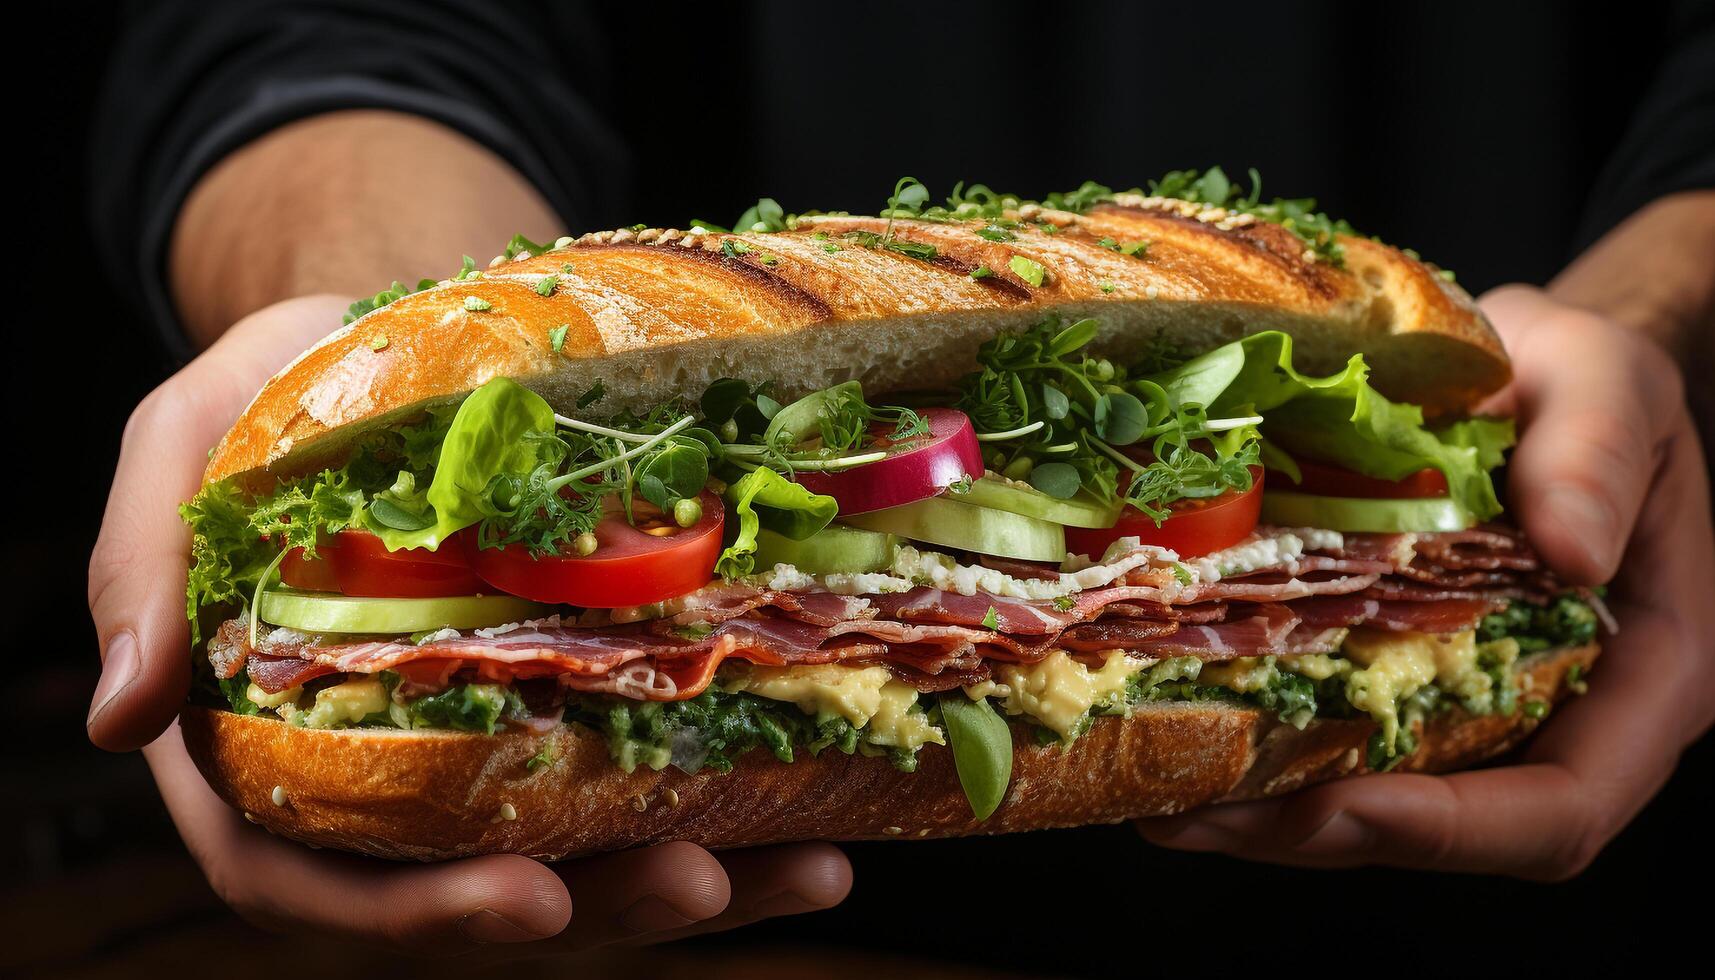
[180,643,1597,862]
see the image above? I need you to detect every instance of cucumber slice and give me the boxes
[1260,491,1474,533]
[843,495,1066,562]
[752,524,898,575]
[956,473,1121,529]
[257,589,550,634]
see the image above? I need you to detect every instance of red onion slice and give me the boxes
[795,408,983,515]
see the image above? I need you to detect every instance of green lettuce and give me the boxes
[714,468,837,577]
[375,378,559,551]
[1151,331,1513,521]
[406,683,518,734]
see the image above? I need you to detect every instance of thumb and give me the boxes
[1479,285,1683,584]
[87,384,206,749]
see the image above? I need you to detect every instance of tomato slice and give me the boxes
[1064,468,1263,560]
[466,491,725,608]
[323,529,489,598]
[279,547,342,592]
[1288,457,1449,499]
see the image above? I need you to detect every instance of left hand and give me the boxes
[1135,285,1715,880]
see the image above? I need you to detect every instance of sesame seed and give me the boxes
[664,788,680,807]
[553,236,574,249]
[243,812,258,824]
[631,793,648,812]
[499,802,517,821]
[270,785,287,807]
[882,825,903,836]
[1145,285,1160,300]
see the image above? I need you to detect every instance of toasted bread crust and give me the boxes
[205,201,1506,485]
[180,644,1593,861]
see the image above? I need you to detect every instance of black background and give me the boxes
[9,2,1711,976]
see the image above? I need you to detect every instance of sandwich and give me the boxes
[178,171,1609,861]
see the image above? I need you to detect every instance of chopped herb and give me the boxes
[1120,240,1151,257]
[547,324,570,353]
[463,296,491,312]
[969,265,993,280]
[1522,700,1550,719]
[1008,255,1047,287]
[975,225,1016,242]
[369,334,389,352]
[1171,563,1193,585]
[1099,281,1116,293]
[1097,237,1120,250]
[526,741,559,773]
[980,606,1000,630]
[720,239,755,259]
[1052,595,1077,612]
[535,275,560,296]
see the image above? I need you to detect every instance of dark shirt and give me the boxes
[91,0,1713,361]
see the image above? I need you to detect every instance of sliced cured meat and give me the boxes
[1177,573,1382,604]
[1287,595,1502,633]
[1063,605,1299,660]
[887,660,993,693]
[244,653,335,693]
[1051,619,1181,654]
[868,588,1078,634]
[975,555,1063,581]
[1278,625,1349,654]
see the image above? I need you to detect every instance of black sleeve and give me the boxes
[88,0,628,362]
[1573,0,1715,251]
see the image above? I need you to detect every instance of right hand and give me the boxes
[87,295,851,953]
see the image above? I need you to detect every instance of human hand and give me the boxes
[1136,284,1715,880]
[87,295,851,952]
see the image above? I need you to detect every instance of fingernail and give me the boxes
[88,632,140,729]
[750,890,817,918]
[619,894,697,934]
[1140,818,1240,852]
[457,908,549,944]
[1543,488,1616,569]
[1293,812,1373,857]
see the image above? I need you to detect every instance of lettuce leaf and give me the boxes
[374,378,559,551]
[715,468,837,577]
[1151,331,1513,521]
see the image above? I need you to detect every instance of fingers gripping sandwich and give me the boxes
[179,172,1609,861]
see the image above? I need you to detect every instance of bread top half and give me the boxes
[204,195,1508,487]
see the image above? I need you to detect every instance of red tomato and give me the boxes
[1065,468,1263,559]
[1289,458,1449,499]
[466,492,725,608]
[323,529,488,598]
[279,547,341,592]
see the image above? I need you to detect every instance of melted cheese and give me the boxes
[1341,628,1443,749]
[1281,652,1351,682]
[724,664,943,751]
[296,677,389,730]
[996,650,1142,741]
[1198,657,1279,693]
[246,683,302,709]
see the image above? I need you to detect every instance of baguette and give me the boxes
[187,192,1555,864]
[181,644,1596,862]
[206,202,1505,487]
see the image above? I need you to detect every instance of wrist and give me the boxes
[167,110,561,350]
[1549,190,1715,358]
